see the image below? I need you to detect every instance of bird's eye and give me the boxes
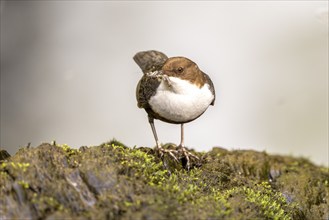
[177,67,184,73]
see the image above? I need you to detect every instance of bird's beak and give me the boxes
[146,70,171,87]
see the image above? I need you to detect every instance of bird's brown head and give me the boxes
[162,57,206,88]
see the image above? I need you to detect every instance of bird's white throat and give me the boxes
[149,76,214,123]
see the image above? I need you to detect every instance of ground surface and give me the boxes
[0,140,328,219]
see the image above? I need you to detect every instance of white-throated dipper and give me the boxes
[134,50,215,169]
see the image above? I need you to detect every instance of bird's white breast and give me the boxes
[149,77,214,123]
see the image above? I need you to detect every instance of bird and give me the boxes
[134,50,215,169]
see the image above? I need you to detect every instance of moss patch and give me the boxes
[0,140,328,219]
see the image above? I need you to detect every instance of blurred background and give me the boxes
[1,1,328,166]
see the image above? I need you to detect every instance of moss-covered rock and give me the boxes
[0,141,328,219]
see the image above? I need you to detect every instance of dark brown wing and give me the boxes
[203,72,216,105]
[134,50,168,109]
[133,50,168,74]
[136,74,161,109]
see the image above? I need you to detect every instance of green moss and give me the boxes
[1,140,327,219]
[241,182,294,220]
[0,171,9,177]
[111,143,168,187]
[52,143,82,168]
[1,162,30,172]
[31,193,64,214]
[56,143,80,157]
[95,141,326,219]
[17,180,29,189]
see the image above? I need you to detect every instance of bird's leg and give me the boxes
[179,123,185,147]
[148,115,161,149]
[148,115,179,162]
[177,124,199,170]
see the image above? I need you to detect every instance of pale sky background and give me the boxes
[1,1,328,166]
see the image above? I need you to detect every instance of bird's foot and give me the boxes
[155,144,200,170]
[155,145,180,164]
[177,145,199,170]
